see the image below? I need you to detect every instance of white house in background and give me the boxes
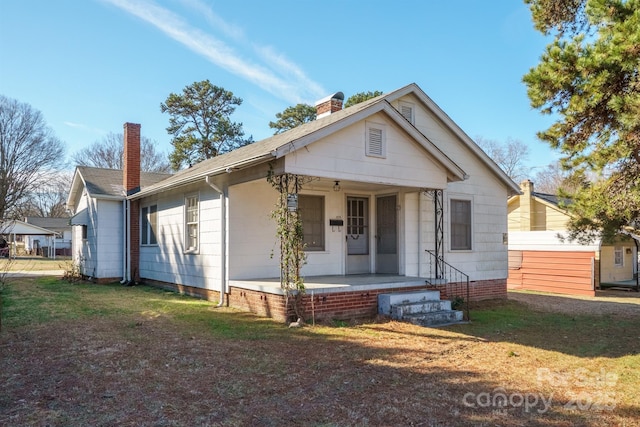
[24,217,72,256]
[0,220,57,258]
[66,83,520,322]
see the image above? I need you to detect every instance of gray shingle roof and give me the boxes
[133,95,384,198]
[25,217,71,229]
[78,166,172,198]
[533,191,572,208]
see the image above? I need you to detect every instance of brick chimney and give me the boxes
[314,91,344,119]
[123,122,141,195]
[123,122,141,284]
[519,179,534,231]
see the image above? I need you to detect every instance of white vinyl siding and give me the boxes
[185,194,199,253]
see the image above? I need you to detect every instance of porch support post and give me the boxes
[434,189,444,279]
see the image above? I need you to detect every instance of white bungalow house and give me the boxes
[66,83,520,322]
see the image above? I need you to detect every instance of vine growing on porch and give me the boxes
[267,168,307,320]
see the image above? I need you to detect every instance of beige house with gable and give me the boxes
[508,180,638,295]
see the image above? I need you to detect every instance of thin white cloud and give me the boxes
[102,0,325,104]
[63,121,104,133]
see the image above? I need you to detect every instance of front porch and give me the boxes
[227,274,433,323]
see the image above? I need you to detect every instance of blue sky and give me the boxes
[0,0,558,172]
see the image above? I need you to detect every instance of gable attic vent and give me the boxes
[314,91,344,119]
[399,101,414,124]
[366,122,386,158]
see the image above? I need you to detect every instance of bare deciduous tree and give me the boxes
[72,132,172,173]
[533,162,590,195]
[14,171,72,218]
[476,137,531,183]
[0,95,65,220]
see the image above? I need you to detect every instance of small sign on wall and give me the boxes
[287,194,298,211]
[503,233,508,245]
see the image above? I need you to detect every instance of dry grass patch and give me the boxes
[1,278,639,426]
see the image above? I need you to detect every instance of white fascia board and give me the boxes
[508,230,600,251]
[128,153,275,200]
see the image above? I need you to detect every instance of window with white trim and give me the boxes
[141,204,158,245]
[185,195,199,253]
[450,199,472,250]
[299,195,324,251]
[398,101,415,124]
[614,247,623,267]
[365,122,386,158]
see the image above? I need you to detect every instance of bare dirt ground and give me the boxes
[1,278,639,426]
[508,289,640,317]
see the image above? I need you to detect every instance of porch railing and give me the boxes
[424,249,470,321]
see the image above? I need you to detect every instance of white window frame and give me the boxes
[614,246,624,267]
[141,204,158,246]
[398,101,415,124]
[365,121,386,158]
[184,194,200,253]
[298,194,325,252]
[449,197,473,251]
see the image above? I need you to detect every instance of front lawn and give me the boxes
[1,277,638,426]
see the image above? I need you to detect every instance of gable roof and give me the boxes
[507,189,572,213]
[383,83,521,195]
[25,217,71,230]
[532,191,572,208]
[131,84,480,200]
[66,166,172,211]
[0,220,57,236]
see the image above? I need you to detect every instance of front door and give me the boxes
[346,197,369,274]
[376,195,398,274]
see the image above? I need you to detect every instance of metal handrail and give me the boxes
[424,249,470,321]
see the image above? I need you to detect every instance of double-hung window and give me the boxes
[450,199,472,251]
[298,195,324,251]
[185,195,199,253]
[141,204,157,245]
[614,247,623,267]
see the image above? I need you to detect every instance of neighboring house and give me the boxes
[24,217,72,256]
[0,220,57,258]
[508,180,638,296]
[66,83,520,322]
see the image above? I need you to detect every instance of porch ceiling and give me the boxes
[300,177,437,193]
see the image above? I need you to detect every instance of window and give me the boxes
[398,101,415,124]
[366,121,386,158]
[185,195,199,252]
[141,205,158,245]
[614,247,623,267]
[298,195,324,251]
[81,225,87,240]
[450,199,472,250]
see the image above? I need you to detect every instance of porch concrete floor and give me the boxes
[229,274,428,295]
